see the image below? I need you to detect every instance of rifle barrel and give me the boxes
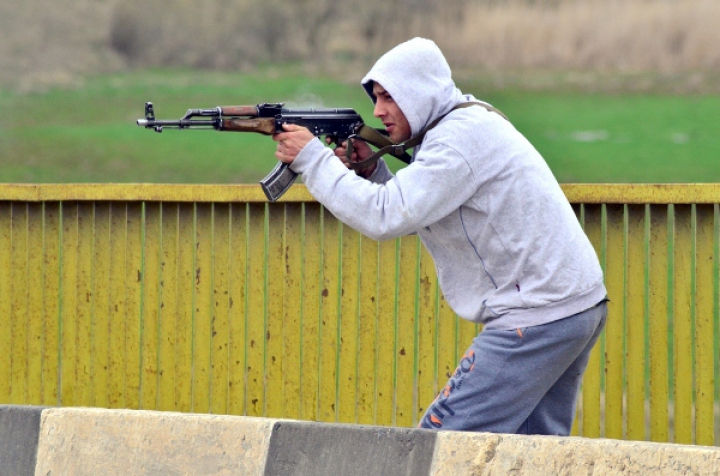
[137,119,219,128]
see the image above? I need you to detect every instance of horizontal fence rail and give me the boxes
[0,184,718,445]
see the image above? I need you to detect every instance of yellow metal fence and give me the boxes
[1,184,718,445]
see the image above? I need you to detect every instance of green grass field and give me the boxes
[1,69,719,184]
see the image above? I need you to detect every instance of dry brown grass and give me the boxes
[441,0,720,72]
[1,0,719,92]
[0,0,124,91]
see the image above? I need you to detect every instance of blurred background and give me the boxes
[1,0,719,183]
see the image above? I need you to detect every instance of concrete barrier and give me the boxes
[2,405,719,475]
[0,406,46,476]
[35,407,274,476]
[430,431,720,475]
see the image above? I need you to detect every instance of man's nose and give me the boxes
[373,102,385,118]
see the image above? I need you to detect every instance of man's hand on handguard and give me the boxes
[326,136,377,179]
[272,123,315,164]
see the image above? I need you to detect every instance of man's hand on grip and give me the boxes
[326,137,377,179]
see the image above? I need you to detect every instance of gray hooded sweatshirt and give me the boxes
[290,37,607,330]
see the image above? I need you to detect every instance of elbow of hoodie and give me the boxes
[349,210,417,241]
[355,228,406,242]
[361,192,420,240]
[364,228,399,242]
[295,143,417,241]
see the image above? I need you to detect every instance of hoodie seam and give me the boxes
[460,206,498,290]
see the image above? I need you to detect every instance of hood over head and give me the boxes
[361,37,465,136]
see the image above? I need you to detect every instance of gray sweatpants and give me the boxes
[419,300,608,435]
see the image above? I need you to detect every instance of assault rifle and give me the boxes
[137,102,411,202]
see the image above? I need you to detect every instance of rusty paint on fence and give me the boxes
[1,184,719,446]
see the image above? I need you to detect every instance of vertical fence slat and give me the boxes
[193,203,213,413]
[375,238,398,426]
[673,205,694,444]
[60,202,78,406]
[338,225,360,424]
[395,235,417,427]
[173,204,194,413]
[695,204,715,445]
[42,203,61,405]
[265,205,284,418]
[125,202,143,410]
[75,202,94,407]
[10,203,28,404]
[626,204,647,440]
[107,203,128,409]
[209,203,230,415]
[715,205,720,446]
[26,203,44,405]
[91,203,111,409]
[417,246,438,426]
[318,207,340,422]
[0,202,10,403]
[581,204,604,438]
[157,203,177,412]
[604,204,625,439]
[649,204,670,442]
[227,203,248,416]
[357,234,378,424]
[283,203,303,419]
[436,293,459,424]
[140,202,161,411]
[246,203,266,417]
[300,203,321,422]
[570,203,591,436]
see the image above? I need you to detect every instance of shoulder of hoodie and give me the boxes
[420,104,516,155]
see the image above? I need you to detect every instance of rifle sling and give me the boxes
[352,125,413,164]
[346,102,508,171]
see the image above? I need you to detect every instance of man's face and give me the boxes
[372,83,411,143]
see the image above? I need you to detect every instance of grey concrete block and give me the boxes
[264,421,437,476]
[0,405,46,476]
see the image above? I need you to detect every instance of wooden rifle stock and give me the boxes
[221,117,276,135]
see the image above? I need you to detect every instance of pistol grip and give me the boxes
[260,162,298,202]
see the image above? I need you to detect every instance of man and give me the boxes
[272,37,607,435]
